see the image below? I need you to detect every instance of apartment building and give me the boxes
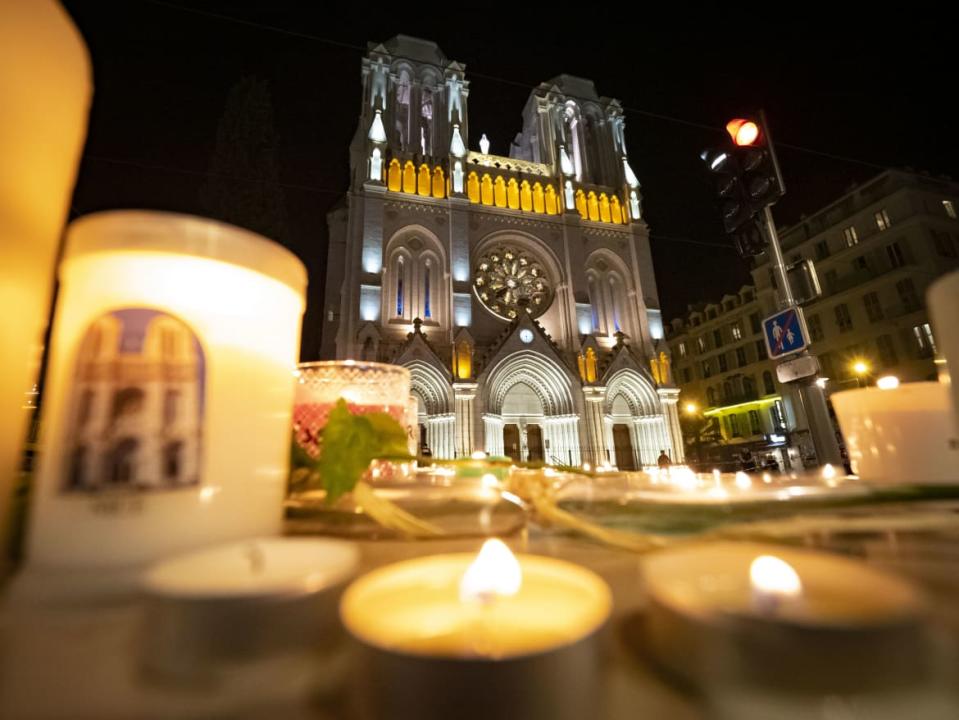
[668,169,959,468]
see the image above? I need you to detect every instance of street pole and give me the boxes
[758,113,843,467]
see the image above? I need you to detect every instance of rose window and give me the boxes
[473,246,553,320]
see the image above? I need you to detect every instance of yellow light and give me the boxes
[852,360,869,376]
[876,375,900,390]
[684,402,698,414]
[459,539,522,603]
[750,555,802,598]
[726,119,760,147]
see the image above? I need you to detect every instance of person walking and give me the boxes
[657,449,671,470]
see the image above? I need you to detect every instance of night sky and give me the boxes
[62,3,959,359]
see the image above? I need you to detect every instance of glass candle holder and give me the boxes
[292,360,411,461]
[25,211,307,574]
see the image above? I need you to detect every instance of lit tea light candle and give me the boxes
[141,538,358,680]
[749,554,801,615]
[23,211,307,585]
[640,542,927,690]
[340,539,611,720]
[832,381,958,484]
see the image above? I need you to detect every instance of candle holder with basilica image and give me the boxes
[290,360,414,496]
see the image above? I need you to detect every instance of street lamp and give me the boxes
[684,402,698,415]
[851,360,870,388]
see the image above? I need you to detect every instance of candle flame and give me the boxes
[750,555,801,599]
[459,539,522,604]
[480,473,499,488]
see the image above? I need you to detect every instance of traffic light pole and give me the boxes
[760,203,843,468]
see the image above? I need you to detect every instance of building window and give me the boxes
[749,410,761,435]
[678,342,687,358]
[824,270,837,292]
[423,265,431,319]
[707,387,716,406]
[874,208,891,231]
[707,309,716,320]
[843,225,859,246]
[815,240,829,260]
[395,256,405,317]
[731,323,742,340]
[736,346,747,368]
[944,200,957,219]
[713,329,723,348]
[749,312,761,334]
[718,354,728,373]
[163,441,182,481]
[771,400,787,432]
[863,292,884,322]
[743,375,755,397]
[697,336,707,353]
[755,339,767,361]
[742,289,754,302]
[807,313,823,342]
[852,255,868,271]
[702,360,712,378]
[763,370,775,395]
[876,334,898,367]
[683,368,691,383]
[729,414,741,438]
[913,323,937,358]
[834,303,853,333]
[933,230,957,258]
[886,242,905,268]
[896,278,920,312]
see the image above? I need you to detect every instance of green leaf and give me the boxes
[316,398,413,504]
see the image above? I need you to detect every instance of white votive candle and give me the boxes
[340,539,612,720]
[640,542,927,691]
[0,0,91,575]
[832,381,958,484]
[142,538,358,679]
[26,211,307,573]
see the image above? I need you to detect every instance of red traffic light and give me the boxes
[726,119,760,146]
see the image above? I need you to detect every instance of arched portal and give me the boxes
[604,369,670,468]
[403,360,454,459]
[482,350,580,465]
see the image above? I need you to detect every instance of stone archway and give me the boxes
[482,350,580,465]
[404,360,454,459]
[604,369,670,469]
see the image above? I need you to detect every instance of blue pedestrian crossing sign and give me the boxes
[762,306,809,359]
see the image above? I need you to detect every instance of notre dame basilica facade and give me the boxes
[321,35,683,468]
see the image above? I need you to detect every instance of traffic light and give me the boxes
[700,112,785,256]
[724,117,784,212]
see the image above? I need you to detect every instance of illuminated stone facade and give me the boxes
[321,35,682,466]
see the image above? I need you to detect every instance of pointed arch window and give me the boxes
[395,70,411,151]
[396,256,405,317]
[424,262,432,319]
[420,87,433,155]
